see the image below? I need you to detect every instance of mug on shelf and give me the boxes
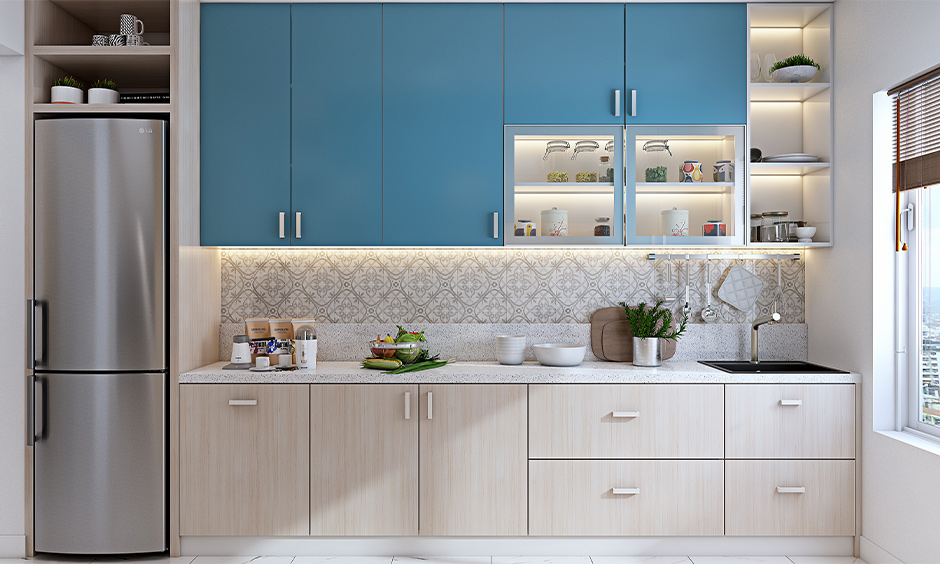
[108,34,126,46]
[92,34,108,46]
[120,14,145,36]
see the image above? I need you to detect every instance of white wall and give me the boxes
[808,1,940,562]
[0,0,24,55]
[0,0,26,557]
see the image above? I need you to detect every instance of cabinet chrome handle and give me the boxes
[612,411,640,418]
[776,486,805,494]
[630,89,637,117]
[279,212,286,239]
[493,212,499,239]
[228,399,258,406]
[614,89,621,117]
[779,399,802,406]
[427,391,433,420]
[296,212,302,239]
[612,487,640,495]
[27,375,35,446]
[405,391,411,420]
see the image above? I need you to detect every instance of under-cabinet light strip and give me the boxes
[647,253,801,261]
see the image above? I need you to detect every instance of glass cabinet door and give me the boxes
[626,125,745,246]
[504,126,624,245]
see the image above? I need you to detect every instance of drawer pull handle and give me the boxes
[427,391,433,420]
[228,399,258,406]
[776,486,805,494]
[612,487,640,495]
[614,89,621,117]
[612,411,640,418]
[405,391,411,420]
[779,399,803,406]
[279,212,285,239]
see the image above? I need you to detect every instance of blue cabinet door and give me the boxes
[291,4,382,246]
[505,4,625,124]
[201,4,291,246]
[625,4,746,124]
[383,4,503,246]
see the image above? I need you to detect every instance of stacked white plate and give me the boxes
[496,335,526,365]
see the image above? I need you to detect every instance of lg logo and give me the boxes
[138,128,153,134]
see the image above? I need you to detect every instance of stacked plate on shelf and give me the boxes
[760,153,819,163]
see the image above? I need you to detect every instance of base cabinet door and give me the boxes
[310,384,418,535]
[419,384,527,535]
[725,460,855,536]
[180,384,310,536]
[529,460,724,536]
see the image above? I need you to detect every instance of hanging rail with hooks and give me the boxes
[647,253,801,261]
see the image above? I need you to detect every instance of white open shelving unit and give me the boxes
[747,3,833,247]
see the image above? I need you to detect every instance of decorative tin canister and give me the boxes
[661,208,689,237]
[514,219,537,237]
[703,220,727,236]
[679,160,703,182]
[713,160,734,182]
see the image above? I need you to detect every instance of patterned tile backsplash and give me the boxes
[221,248,804,325]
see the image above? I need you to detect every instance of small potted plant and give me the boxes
[770,54,821,83]
[88,79,119,104]
[51,76,83,104]
[618,298,688,367]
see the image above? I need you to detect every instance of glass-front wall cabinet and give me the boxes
[627,125,745,246]
[504,126,624,245]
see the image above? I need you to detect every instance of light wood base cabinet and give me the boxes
[180,384,310,536]
[726,460,855,536]
[529,384,724,459]
[310,384,418,536]
[419,384,527,536]
[529,460,724,536]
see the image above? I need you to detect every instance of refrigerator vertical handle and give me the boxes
[26,299,35,370]
[27,375,35,446]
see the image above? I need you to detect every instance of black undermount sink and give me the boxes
[699,360,848,374]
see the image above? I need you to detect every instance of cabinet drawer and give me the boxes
[726,460,855,536]
[180,384,310,536]
[726,384,855,459]
[529,384,723,458]
[529,460,724,536]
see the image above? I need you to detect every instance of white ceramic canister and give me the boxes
[661,207,689,237]
[541,207,568,236]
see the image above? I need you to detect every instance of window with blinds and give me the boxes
[892,71,940,191]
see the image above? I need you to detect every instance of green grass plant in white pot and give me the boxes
[770,54,821,83]
[51,76,83,104]
[88,79,119,104]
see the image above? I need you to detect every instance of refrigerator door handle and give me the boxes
[27,299,35,370]
[27,375,35,446]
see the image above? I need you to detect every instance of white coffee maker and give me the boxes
[294,324,317,370]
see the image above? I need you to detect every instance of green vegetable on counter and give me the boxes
[384,359,452,374]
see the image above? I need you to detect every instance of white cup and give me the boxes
[496,335,526,365]
[278,354,292,367]
[255,356,270,369]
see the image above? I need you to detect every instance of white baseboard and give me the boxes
[0,534,26,558]
[181,536,854,557]
[860,536,905,564]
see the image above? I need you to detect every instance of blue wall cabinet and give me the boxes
[505,4,625,125]
[201,4,291,246]
[625,4,746,125]
[291,4,382,246]
[382,4,504,246]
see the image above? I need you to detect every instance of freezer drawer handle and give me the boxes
[779,399,803,407]
[27,375,35,446]
[612,411,640,418]
[776,486,805,494]
[228,399,258,406]
[612,487,640,495]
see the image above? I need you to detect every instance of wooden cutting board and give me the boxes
[590,306,677,362]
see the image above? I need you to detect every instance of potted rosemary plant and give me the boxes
[770,54,821,83]
[51,76,83,104]
[618,298,688,367]
[88,79,119,104]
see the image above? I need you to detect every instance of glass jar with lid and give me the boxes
[594,217,611,237]
[761,211,789,242]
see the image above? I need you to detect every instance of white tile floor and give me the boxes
[0,555,868,564]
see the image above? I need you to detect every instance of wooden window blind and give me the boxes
[892,71,940,192]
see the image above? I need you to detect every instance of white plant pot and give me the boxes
[51,85,82,104]
[88,88,119,104]
[770,65,818,83]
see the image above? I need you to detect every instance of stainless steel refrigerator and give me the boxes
[29,118,167,554]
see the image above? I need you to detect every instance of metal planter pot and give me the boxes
[632,337,662,367]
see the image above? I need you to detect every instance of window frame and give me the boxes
[903,186,940,441]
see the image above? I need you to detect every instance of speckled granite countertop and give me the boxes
[180,360,859,384]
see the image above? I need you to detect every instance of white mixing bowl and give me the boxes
[533,343,587,367]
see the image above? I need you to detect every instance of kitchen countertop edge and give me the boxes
[180,361,860,384]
